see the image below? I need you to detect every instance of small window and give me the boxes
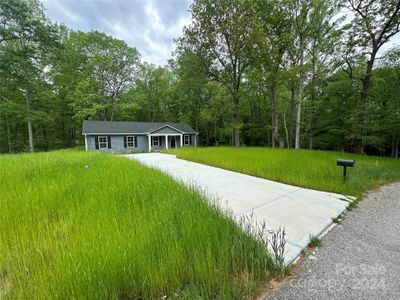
[152,136,160,147]
[127,136,135,148]
[98,136,108,149]
[184,135,190,145]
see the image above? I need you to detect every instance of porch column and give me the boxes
[165,135,168,150]
[84,134,88,151]
[148,135,151,152]
[180,134,183,147]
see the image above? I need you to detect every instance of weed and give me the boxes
[347,200,359,211]
[332,216,342,224]
[309,236,322,248]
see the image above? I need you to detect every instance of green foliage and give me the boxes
[0,0,399,157]
[308,236,321,248]
[170,147,400,198]
[0,150,275,299]
[55,30,141,123]
[0,0,60,152]
[177,0,258,146]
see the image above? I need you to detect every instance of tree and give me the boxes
[172,52,209,132]
[89,32,141,121]
[1,0,59,152]
[343,0,400,153]
[1,0,399,157]
[310,70,359,152]
[132,63,173,122]
[254,0,292,148]
[381,46,400,157]
[303,1,342,149]
[283,0,337,149]
[289,0,311,149]
[55,31,141,127]
[178,0,256,146]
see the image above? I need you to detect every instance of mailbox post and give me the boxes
[337,159,355,181]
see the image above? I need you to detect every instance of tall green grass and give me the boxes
[0,150,275,299]
[169,147,400,198]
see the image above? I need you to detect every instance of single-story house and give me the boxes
[82,120,197,152]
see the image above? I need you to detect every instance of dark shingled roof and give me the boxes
[82,120,196,135]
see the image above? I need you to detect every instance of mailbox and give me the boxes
[337,159,355,180]
[337,159,355,167]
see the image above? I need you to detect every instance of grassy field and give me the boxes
[169,147,400,198]
[0,150,275,299]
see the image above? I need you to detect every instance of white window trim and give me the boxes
[152,136,160,147]
[126,136,135,148]
[184,134,190,145]
[98,136,108,149]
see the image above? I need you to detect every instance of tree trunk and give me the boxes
[283,111,289,147]
[233,94,240,147]
[214,116,217,146]
[195,101,199,133]
[24,88,34,152]
[6,115,13,153]
[110,102,115,121]
[295,42,305,150]
[289,85,295,148]
[295,89,303,149]
[309,115,318,150]
[309,57,317,150]
[234,127,240,147]
[359,52,376,154]
[360,56,375,105]
[271,82,277,147]
[271,80,284,148]
[20,36,34,152]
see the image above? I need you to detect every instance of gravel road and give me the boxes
[266,182,400,300]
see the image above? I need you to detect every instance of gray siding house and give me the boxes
[82,120,197,152]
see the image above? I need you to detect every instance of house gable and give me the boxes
[149,125,183,135]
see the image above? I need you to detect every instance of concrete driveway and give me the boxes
[266,182,400,299]
[125,153,350,264]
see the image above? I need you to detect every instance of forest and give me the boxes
[1,0,399,157]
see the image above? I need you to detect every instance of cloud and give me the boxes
[42,0,399,65]
[43,0,192,66]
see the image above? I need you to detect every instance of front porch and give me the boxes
[148,134,182,151]
[147,133,197,151]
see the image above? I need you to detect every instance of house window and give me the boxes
[152,136,160,147]
[98,136,108,149]
[127,136,135,148]
[184,135,190,145]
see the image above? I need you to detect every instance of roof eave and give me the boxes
[147,124,185,134]
[82,131,197,135]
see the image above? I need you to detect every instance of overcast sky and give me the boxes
[43,0,399,67]
[43,0,192,66]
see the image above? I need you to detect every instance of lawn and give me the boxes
[169,147,400,198]
[0,150,275,299]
